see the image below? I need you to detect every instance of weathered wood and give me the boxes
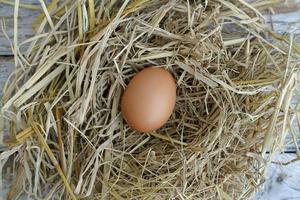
[254,153,300,199]
[0,57,13,95]
[0,1,299,151]
[0,0,46,55]
[268,11,300,34]
[0,1,299,199]
[0,0,300,55]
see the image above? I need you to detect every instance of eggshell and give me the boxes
[121,67,176,132]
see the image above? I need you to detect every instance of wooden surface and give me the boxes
[0,57,13,95]
[0,1,300,150]
[269,11,300,34]
[0,0,299,55]
[0,1,300,199]
[0,0,52,55]
[254,154,300,200]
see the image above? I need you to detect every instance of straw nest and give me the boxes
[1,0,300,199]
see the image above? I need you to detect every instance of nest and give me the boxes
[1,0,300,199]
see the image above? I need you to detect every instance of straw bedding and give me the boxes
[1,0,299,199]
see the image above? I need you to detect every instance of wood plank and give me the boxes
[268,11,300,34]
[254,153,300,199]
[0,57,13,96]
[0,2,299,199]
[0,57,13,150]
[0,1,300,55]
[0,0,46,55]
[0,1,299,151]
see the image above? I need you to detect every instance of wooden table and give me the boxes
[0,1,300,199]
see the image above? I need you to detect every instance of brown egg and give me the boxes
[121,67,176,132]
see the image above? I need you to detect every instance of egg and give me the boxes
[121,67,176,132]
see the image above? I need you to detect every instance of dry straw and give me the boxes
[1,0,300,199]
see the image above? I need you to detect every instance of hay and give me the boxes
[1,0,300,199]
